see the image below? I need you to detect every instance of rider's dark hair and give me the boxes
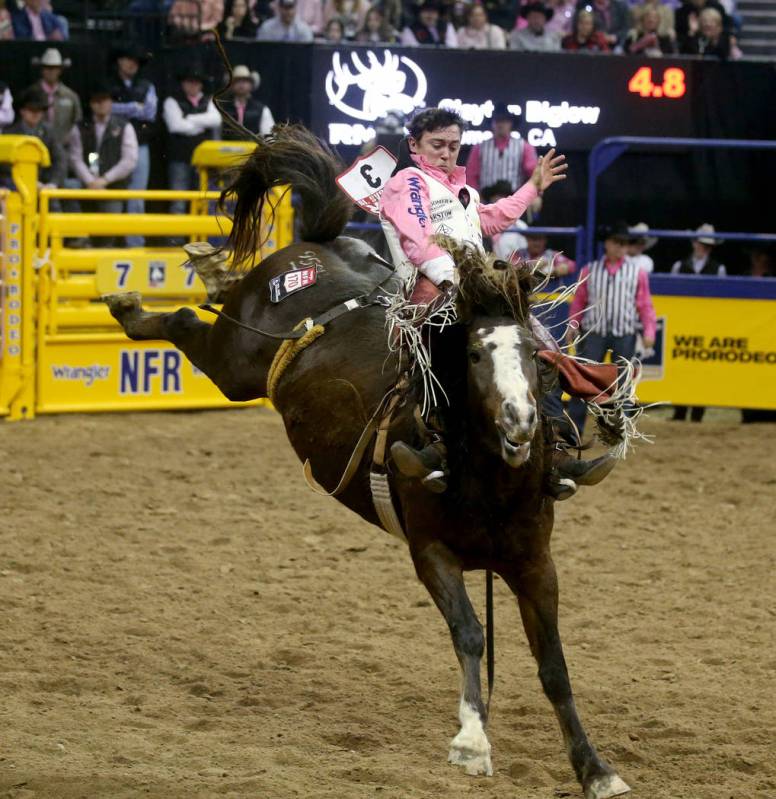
[407,107,466,141]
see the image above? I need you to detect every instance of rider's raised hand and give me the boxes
[531,149,568,193]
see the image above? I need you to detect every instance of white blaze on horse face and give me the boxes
[448,696,493,776]
[480,326,536,433]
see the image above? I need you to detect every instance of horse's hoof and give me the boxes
[448,744,493,777]
[182,242,234,301]
[584,773,631,799]
[102,291,143,319]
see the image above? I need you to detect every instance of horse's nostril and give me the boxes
[503,401,518,423]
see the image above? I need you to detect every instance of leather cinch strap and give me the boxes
[200,275,398,341]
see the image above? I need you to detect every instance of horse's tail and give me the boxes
[222,124,352,270]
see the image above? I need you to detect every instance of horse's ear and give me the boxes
[516,265,542,297]
[454,292,474,325]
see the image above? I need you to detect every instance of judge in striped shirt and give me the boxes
[567,221,657,434]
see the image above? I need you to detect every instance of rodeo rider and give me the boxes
[379,107,616,499]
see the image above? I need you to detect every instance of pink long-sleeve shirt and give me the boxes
[380,154,539,285]
[569,258,657,341]
[465,135,539,191]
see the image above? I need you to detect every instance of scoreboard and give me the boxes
[310,47,696,151]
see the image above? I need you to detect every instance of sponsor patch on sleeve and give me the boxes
[336,146,398,216]
[269,266,318,303]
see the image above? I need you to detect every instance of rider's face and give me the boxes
[409,125,462,175]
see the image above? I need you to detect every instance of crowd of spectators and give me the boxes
[0,43,276,245]
[238,0,744,57]
[0,0,744,58]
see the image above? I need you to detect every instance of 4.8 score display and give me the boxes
[628,66,687,99]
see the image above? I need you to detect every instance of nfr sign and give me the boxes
[120,349,182,395]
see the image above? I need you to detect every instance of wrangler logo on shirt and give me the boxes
[406,175,428,227]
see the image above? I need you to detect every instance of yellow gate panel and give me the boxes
[0,138,294,420]
[37,337,263,414]
[94,252,204,296]
[637,294,776,410]
[0,135,49,420]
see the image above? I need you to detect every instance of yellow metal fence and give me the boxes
[0,136,292,420]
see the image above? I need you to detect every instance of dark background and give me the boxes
[2,41,775,272]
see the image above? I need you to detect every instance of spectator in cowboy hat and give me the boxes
[670,223,727,276]
[163,63,221,216]
[27,47,81,142]
[516,227,576,277]
[109,42,157,246]
[466,102,538,196]
[627,221,657,272]
[567,221,657,435]
[400,1,458,46]
[256,0,314,41]
[1,87,66,190]
[67,82,139,246]
[220,65,275,140]
[669,223,725,423]
[11,0,66,39]
[510,2,562,51]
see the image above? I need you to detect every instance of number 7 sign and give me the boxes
[114,261,132,288]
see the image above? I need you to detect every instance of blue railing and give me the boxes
[585,136,776,264]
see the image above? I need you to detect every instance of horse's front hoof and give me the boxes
[584,773,631,799]
[448,727,493,778]
[448,743,493,777]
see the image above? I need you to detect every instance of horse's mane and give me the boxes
[434,236,542,326]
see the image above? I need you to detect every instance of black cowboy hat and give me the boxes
[88,81,114,101]
[480,180,513,203]
[521,2,554,20]
[492,101,518,124]
[598,221,631,242]
[15,86,50,112]
[111,42,152,64]
[177,63,209,83]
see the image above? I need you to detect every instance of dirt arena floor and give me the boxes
[1,408,774,799]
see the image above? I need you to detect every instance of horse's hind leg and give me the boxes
[103,292,264,401]
[411,540,492,777]
[504,557,630,799]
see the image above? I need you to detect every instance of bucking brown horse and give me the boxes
[104,126,631,799]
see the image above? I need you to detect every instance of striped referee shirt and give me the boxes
[478,137,525,192]
[569,257,657,340]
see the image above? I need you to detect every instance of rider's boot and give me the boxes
[390,436,448,494]
[545,447,617,501]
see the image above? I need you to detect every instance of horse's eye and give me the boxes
[469,351,481,364]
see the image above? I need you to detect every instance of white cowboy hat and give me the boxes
[628,222,658,251]
[695,223,722,246]
[32,48,72,68]
[231,65,260,90]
